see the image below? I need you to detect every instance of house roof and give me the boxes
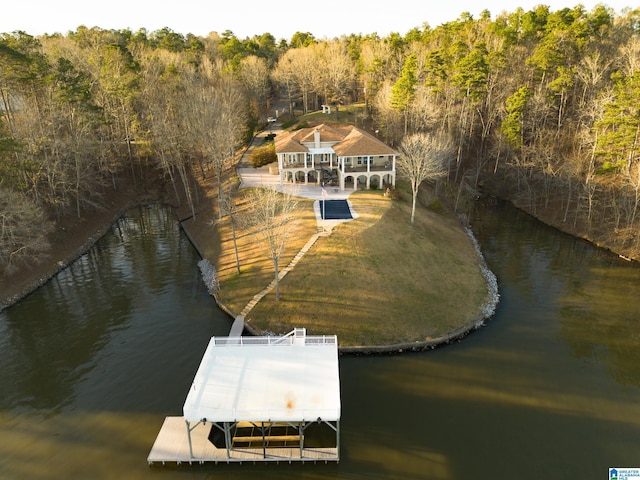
[275,124,397,157]
[183,329,341,423]
[332,128,398,157]
[274,136,308,153]
[298,124,346,144]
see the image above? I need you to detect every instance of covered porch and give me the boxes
[278,148,338,186]
[336,154,396,190]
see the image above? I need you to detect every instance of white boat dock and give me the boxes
[147,326,341,466]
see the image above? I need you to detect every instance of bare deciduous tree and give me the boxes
[271,54,298,117]
[219,185,241,275]
[272,48,315,114]
[238,55,270,117]
[242,187,298,301]
[313,42,356,107]
[0,187,52,274]
[398,132,452,225]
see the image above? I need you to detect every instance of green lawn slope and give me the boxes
[209,187,491,348]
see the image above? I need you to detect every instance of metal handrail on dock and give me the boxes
[212,333,337,347]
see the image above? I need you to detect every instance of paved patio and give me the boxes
[237,167,351,201]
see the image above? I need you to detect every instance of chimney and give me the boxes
[314,129,320,148]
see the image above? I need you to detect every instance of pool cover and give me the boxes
[319,200,352,220]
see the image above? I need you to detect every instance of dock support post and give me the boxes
[185,420,194,458]
[224,422,232,459]
[299,422,304,458]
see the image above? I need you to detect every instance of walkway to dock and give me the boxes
[147,417,339,465]
[239,231,326,317]
[236,163,356,319]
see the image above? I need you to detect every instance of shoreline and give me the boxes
[2,197,499,354]
[0,201,147,314]
[180,204,500,355]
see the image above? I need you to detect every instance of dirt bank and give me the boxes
[0,174,166,312]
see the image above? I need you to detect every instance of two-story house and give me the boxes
[274,124,398,191]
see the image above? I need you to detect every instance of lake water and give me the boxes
[1,201,639,479]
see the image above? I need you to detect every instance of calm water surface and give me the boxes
[1,202,640,479]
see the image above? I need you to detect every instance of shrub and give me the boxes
[429,198,444,213]
[383,187,401,199]
[293,120,310,130]
[281,118,297,129]
[250,143,276,168]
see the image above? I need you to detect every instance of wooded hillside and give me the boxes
[2,4,640,273]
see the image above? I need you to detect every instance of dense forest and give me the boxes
[2,4,640,274]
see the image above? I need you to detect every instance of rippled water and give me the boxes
[1,202,640,479]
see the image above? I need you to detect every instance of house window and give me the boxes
[357,156,371,165]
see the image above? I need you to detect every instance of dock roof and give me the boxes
[183,329,341,424]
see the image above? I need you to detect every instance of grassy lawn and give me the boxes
[211,186,489,347]
[211,182,319,315]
